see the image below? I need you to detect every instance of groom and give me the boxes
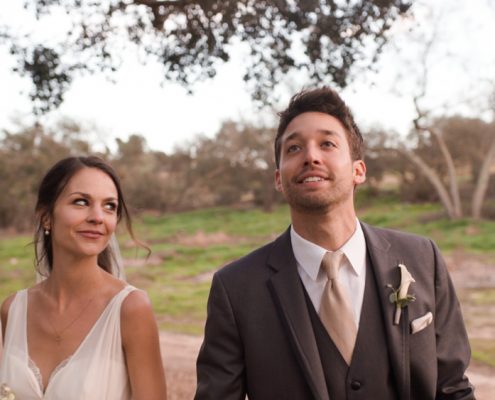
[195,87,475,400]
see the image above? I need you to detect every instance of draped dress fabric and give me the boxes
[0,285,136,399]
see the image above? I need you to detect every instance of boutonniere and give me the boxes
[387,263,416,325]
[0,384,16,400]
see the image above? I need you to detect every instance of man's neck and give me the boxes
[290,207,357,251]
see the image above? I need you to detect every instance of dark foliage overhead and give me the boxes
[3,0,411,113]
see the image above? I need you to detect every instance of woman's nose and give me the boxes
[87,206,104,223]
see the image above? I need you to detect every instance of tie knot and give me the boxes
[321,251,344,280]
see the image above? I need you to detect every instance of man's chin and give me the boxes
[286,196,332,214]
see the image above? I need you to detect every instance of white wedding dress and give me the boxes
[0,285,136,399]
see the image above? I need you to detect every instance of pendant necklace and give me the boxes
[45,293,96,344]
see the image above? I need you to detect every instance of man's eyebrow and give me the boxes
[282,131,302,142]
[283,129,340,142]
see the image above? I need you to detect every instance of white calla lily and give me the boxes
[387,263,416,325]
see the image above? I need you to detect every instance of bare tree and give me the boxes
[471,87,495,219]
[394,26,462,218]
[388,4,495,219]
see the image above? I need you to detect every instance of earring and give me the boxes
[44,229,50,236]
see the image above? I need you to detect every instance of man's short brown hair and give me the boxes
[275,87,363,168]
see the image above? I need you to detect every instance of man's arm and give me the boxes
[195,273,246,400]
[431,240,475,400]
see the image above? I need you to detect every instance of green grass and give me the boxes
[1,199,495,361]
[358,202,495,257]
[0,234,36,300]
[467,288,495,306]
[471,339,495,367]
[136,206,290,240]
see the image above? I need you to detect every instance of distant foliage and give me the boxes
[0,124,74,229]
[0,120,281,230]
[366,116,495,219]
[2,113,494,231]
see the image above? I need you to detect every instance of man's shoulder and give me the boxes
[215,229,290,280]
[362,221,432,244]
[218,239,276,276]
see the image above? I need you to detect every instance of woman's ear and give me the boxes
[38,210,51,231]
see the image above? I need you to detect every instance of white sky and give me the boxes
[0,0,494,153]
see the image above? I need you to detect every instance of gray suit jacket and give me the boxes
[195,223,474,400]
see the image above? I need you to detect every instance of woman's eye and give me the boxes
[74,198,88,206]
[104,202,118,211]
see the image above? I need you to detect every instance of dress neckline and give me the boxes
[24,285,132,395]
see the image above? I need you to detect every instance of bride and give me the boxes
[0,156,167,399]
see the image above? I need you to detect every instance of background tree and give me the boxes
[2,0,410,113]
[0,125,72,229]
[439,116,495,219]
[367,115,495,219]
[113,134,172,212]
[191,121,279,211]
[379,4,495,220]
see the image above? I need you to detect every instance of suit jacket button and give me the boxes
[351,380,362,390]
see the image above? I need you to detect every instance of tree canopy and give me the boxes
[2,0,410,113]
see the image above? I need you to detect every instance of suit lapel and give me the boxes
[267,229,329,400]
[361,223,410,400]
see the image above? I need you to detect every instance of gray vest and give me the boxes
[305,254,398,400]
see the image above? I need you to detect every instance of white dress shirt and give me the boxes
[291,219,367,326]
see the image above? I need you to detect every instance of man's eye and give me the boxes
[322,141,336,148]
[287,144,300,153]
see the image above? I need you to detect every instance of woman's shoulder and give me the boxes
[0,293,17,320]
[0,285,34,318]
[120,288,152,317]
[119,288,157,346]
[99,271,151,317]
[1,290,25,336]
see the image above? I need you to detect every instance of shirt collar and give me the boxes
[290,219,366,281]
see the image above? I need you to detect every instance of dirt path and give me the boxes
[0,330,492,398]
[160,332,202,400]
[160,330,495,399]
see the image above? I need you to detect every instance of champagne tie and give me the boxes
[319,251,357,365]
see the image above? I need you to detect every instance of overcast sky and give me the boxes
[1,0,494,153]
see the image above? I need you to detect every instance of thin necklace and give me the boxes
[43,288,96,344]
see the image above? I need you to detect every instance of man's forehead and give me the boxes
[282,112,346,136]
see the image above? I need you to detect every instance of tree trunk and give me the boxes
[471,136,495,219]
[430,129,463,218]
[398,148,457,219]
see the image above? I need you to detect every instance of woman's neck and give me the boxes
[44,256,104,305]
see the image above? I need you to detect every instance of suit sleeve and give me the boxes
[431,240,475,400]
[195,272,246,400]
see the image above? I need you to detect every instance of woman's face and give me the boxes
[45,167,119,264]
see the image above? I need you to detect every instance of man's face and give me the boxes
[275,112,366,214]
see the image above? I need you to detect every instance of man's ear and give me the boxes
[275,169,283,193]
[353,160,367,185]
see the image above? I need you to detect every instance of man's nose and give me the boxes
[303,144,322,165]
